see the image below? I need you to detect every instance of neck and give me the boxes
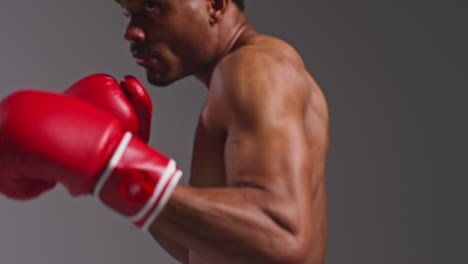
[194,14,256,87]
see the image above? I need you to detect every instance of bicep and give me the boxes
[219,54,313,197]
[223,112,313,236]
[214,49,317,210]
[224,117,310,197]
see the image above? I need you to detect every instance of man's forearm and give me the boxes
[149,185,302,264]
[151,230,189,264]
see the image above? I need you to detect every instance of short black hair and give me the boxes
[114,0,245,11]
[232,0,245,11]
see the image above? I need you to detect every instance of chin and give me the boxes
[146,68,190,87]
[148,78,174,87]
[146,72,177,87]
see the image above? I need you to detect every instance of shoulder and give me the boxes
[208,35,310,128]
[217,35,305,82]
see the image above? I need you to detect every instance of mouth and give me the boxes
[133,52,158,67]
[131,46,165,72]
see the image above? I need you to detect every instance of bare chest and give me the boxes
[189,110,227,188]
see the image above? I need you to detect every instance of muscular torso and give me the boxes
[187,35,329,264]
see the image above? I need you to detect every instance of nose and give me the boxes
[124,25,145,43]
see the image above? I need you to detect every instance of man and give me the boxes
[0,0,329,263]
[119,0,329,263]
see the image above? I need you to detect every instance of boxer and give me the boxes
[1,0,329,263]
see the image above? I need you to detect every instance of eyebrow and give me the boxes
[115,0,134,4]
[115,0,136,7]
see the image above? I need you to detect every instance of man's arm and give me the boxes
[149,51,324,264]
[151,230,189,264]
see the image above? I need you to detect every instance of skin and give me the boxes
[119,0,329,263]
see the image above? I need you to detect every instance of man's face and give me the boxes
[121,0,214,86]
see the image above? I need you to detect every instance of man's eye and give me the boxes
[144,1,160,13]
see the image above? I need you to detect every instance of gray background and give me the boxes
[0,0,466,263]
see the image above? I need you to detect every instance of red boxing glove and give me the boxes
[0,90,181,230]
[64,74,153,142]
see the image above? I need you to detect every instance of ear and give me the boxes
[207,0,229,25]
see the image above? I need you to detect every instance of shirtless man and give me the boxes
[0,0,329,263]
[117,0,329,263]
